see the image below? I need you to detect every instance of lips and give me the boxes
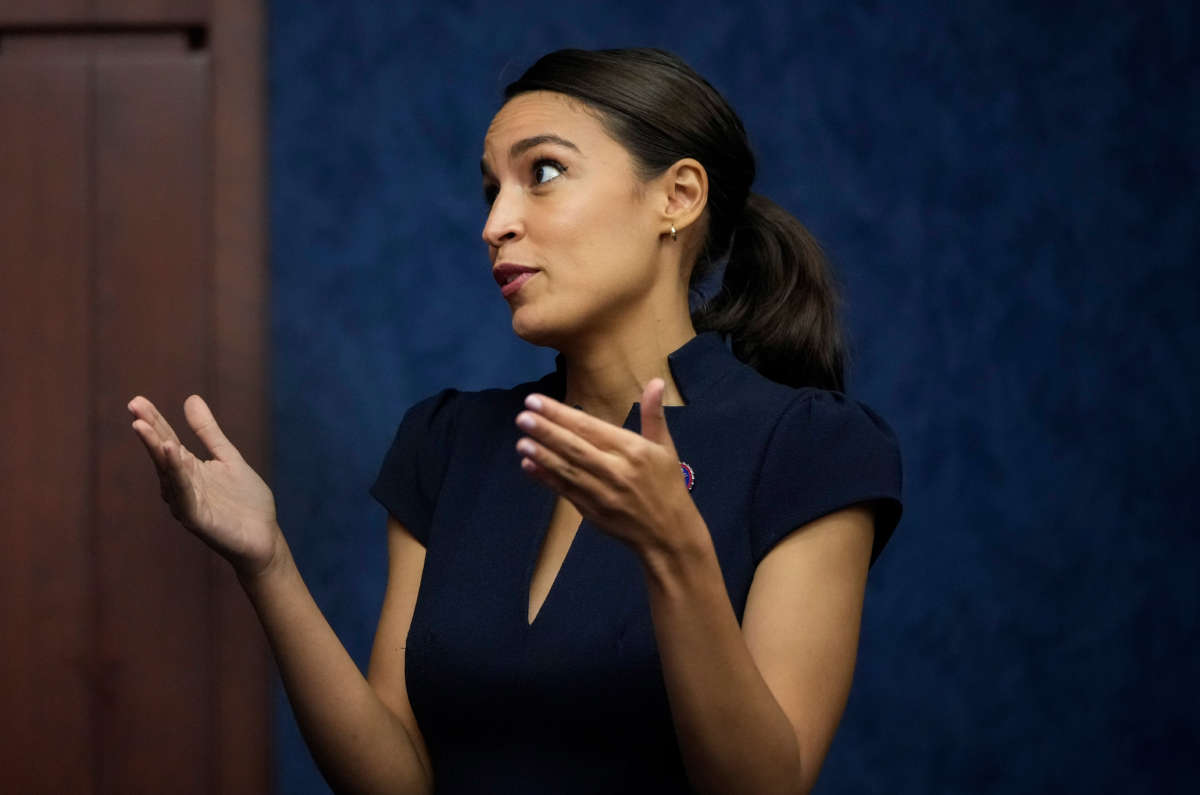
[492,263,539,298]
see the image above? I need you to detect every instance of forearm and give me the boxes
[238,529,431,795]
[639,531,806,795]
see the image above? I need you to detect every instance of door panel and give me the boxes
[92,50,213,794]
[0,1,268,790]
[0,54,94,795]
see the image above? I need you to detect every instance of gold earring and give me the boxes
[670,225,678,242]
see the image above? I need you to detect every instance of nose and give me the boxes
[481,187,523,249]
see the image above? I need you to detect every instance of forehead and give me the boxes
[483,91,613,159]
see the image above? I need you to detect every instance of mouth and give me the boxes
[493,264,540,298]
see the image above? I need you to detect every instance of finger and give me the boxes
[159,438,188,476]
[127,395,182,446]
[130,417,170,472]
[183,395,242,462]
[515,435,606,499]
[515,410,620,481]
[518,454,594,518]
[131,420,197,518]
[519,454,570,497]
[523,393,631,451]
[638,378,677,454]
[158,438,201,518]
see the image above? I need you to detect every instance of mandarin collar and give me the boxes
[550,331,736,405]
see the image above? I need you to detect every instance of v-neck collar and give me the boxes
[520,331,740,630]
[547,331,737,407]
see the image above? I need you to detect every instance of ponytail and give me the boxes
[692,193,847,392]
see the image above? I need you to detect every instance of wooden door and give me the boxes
[0,1,269,792]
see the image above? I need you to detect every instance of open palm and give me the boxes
[128,394,278,576]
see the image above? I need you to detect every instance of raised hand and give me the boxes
[128,394,279,577]
[513,378,709,556]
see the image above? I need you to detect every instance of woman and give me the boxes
[129,48,902,794]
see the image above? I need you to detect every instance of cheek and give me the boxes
[551,195,655,290]
[512,175,659,344]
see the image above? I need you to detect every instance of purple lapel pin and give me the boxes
[680,461,695,492]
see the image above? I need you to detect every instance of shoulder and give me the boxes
[725,369,904,567]
[753,383,903,510]
[371,372,556,538]
[772,388,901,461]
[716,350,899,449]
[708,352,898,445]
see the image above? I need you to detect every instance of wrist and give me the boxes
[235,524,292,589]
[636,514,715,590]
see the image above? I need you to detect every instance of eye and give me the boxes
[482,183,498,206]
[532,159,566,185]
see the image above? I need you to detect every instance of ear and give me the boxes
[658,158,708,239]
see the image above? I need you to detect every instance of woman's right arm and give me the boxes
[239,524,432,795]
[128,395,433,795]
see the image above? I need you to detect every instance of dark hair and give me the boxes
[504,48,847,392]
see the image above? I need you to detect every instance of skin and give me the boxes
[127,89,876,795]
[480,91,704,425]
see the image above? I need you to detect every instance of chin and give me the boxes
[510,306,575,350]
[510,315,558,349]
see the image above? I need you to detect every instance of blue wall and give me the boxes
[269,1,1198,792]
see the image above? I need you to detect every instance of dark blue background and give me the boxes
[269,1,1198,792]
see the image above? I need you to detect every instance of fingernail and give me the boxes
[516,413,535,430]
[516,440,535,456]
[525,394,543,411]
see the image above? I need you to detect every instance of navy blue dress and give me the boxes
[370,331,903,793]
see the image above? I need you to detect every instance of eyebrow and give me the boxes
[480,134,581,177]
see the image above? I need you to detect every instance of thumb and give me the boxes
[639,378,676,452]
[183,395,242,462]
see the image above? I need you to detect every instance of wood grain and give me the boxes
[91,49,212,794]
[0,52,94,795]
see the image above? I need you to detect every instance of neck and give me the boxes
[557,310,696,427]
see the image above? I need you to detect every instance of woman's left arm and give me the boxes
[639,501,873,795]
[515,379,874,795]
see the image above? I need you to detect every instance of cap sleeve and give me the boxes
[750,391,903,568]
[369,388,460,545]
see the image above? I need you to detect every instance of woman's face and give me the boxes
[480,91,666,347]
